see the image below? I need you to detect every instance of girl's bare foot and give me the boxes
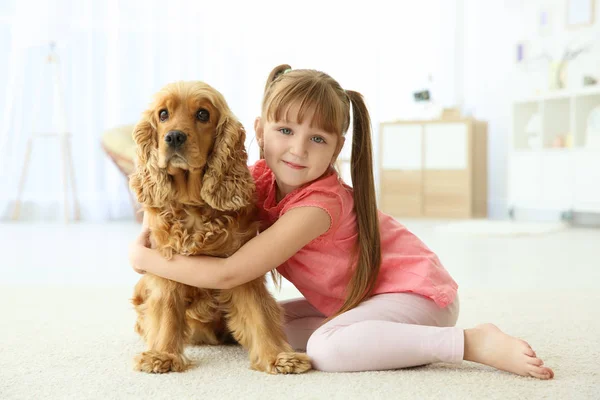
[463,323,554,380]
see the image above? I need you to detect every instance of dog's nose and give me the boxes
[165,130,187,148]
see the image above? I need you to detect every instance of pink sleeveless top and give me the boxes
[250,159,458,317]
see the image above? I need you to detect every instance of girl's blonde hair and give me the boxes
[261,64,381,319]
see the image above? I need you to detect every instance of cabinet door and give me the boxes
[508,151,542,209]
[379,124,423,217]
[423,123,470,217]
[540,151,573,210]
[573,150,600,212]
[424,123,468,170]
[380,124,422,170]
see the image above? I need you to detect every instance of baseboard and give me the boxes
[507,207,600,226]
[509,207,566,222]
[572,212,600,227]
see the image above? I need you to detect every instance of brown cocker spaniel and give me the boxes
[129,81,311,374]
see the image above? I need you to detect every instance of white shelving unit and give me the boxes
[508,87,600,220]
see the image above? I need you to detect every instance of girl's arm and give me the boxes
[129,206,331,289]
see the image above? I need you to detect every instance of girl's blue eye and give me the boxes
[279,128,292,135]
[312,136,325,144]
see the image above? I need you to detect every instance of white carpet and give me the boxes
[1,285,599,399]
[434,220,569,236]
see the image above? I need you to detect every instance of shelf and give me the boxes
[574,94,600,148]
[543,98,570,148]
[514,86,600,104]
[512,102,540,150]
[513,91,600,151]
[512,147,599,155]
[511,88,600,215]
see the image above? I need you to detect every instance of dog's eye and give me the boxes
[196,109,210,122]
[159,109,169,122]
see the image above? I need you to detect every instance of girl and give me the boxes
[129,65,554,379]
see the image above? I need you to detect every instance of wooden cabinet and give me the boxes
[379,119,488,218]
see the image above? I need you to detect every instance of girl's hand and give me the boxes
[129,228,151,275]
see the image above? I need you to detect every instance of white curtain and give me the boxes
[0,0,454,221]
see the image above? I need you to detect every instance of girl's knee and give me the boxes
[306,331,344,372]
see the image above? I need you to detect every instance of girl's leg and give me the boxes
[306,292,462,372]
[306,293,554,379]
[278,297,326,351]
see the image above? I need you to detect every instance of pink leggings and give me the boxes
[279,292,463,372]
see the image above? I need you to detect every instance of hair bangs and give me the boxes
[265,78,347,136]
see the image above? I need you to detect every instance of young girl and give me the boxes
[129,65,554,379]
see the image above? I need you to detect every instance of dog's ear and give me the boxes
[200,115,255,211]
[129,110,172,208]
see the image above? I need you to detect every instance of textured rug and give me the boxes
[434,220,569,237]
[1,286,598,399]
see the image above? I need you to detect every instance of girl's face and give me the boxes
[256,104,343,199]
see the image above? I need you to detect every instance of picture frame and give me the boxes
[566,0,595,28]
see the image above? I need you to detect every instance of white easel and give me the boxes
[10,42,80,222]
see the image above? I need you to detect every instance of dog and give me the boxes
[129,81,311,374]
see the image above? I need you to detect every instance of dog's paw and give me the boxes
[271,352,312,374]
[133,351,190,373]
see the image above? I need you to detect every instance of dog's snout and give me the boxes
[165,130,187,148]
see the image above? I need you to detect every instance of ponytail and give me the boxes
[263,64,291,95]
[329,90,381,319]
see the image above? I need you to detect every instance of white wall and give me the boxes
[0,0,457,221]
[461,0,518,218]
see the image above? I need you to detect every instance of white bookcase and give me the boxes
[508,86,600,219]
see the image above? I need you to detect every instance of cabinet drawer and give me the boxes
[423,193,471,218]
[380,170,422,217]
[381,193,422,217]
[423,170,470,192]
[380,170,422,194]
[423,170,471,217]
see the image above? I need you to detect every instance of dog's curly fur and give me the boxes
[129,81,311,374]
